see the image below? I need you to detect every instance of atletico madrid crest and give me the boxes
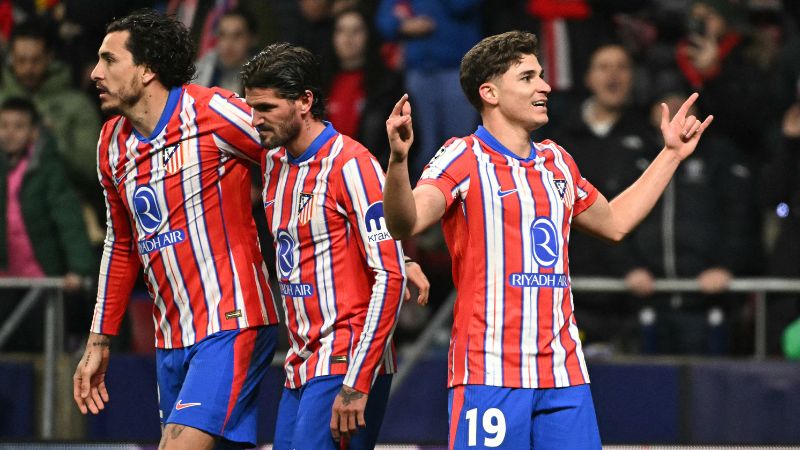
[163,142,186,174]
[297,192,315,225]
[553,179,573,208]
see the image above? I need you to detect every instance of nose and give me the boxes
[90,61,103,81]
[539,78,552,95]
[250,111,264,128]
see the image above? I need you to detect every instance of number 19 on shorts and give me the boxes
[465,407,506,447]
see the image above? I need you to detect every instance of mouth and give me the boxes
[532,100,547,109]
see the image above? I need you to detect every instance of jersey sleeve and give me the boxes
[338,153,406,393]
[416,137,473,210]
[90,127,141,336]
[206,89,263,163]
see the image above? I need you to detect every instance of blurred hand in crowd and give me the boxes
[783,103,800,138]
[625,268,656,298]
[697,267,732,294]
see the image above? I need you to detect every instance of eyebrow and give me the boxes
[99,50,114,59]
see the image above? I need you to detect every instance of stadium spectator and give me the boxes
[383,30,712,448]
[323,6,404,169]
[760,98,800,356]
[552,43,656,353]
[376,0,483,179]
[0,97,93,351]
[194,7,258,95]
[72,10,280,450]
[0,18,102,219]
[628,90,757,355]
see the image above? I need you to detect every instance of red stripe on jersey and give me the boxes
[418,130,597,389]
[91,84,279,349]
[264,126,404,393]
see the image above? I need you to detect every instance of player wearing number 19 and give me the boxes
[72,10,280,450]
[383,31,713,448]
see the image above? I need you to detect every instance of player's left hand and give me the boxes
[660,92,713,161]
[330,385,368,442]
[404,260,430,305]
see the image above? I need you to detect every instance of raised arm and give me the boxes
[383,94,446,239]
[575,93,714,241]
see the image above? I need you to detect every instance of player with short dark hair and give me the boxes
[383,30,713,449]
[72,9,280,450]
[242,42,426,449]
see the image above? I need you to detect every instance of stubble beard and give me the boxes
[260,118,301,149]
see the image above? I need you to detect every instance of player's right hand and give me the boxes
[73,332,111,415]
[386,94,414,163]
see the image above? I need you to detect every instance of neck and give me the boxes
[5,143,31,167]
[481,113,534,159]
[285,118,327,158]
[127,85,171,138]
[340,57,364,71]
[584,97,621,125]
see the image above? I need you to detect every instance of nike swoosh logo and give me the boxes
[175,400,202,410]
[497,189,518,198]
[264,200,275,208]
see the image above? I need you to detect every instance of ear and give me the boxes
[297,89,315,116]
[141,66,157,86]
[479,82,499,107]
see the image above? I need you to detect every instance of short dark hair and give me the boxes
[106,9,195,89]
[0,97,41,125]
[220,7,258,35]
[9,18,55,52]
[460,31,540,111]
[241,43,325,119]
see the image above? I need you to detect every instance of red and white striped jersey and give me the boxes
[262,123,406,393]
[418,126,599,389]
[91,84,280,349]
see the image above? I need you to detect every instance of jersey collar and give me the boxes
[474,125,538,162]
[132,86,183,143]
[287,121,337,165]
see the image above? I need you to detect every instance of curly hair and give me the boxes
[241,43,325,119]
[106,9,195,89]
[460,31,540,111]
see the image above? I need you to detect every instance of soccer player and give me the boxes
[383,31,713,449]
[72,10,280,450]
[241,43,414,449]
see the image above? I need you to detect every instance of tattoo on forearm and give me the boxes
[92,341,110,347]
[158,424,186,449]
[338,387,364,406]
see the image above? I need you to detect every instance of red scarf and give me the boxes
[527,0,590,20]
[676,33,742,88]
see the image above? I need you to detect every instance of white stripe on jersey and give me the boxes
[550,145,590,383]
[420,138,468,181]
[506,156,539,389]
[472,139,505,387]
[532,151,569,387]
[181,97,224,335]
[310,135,344,377]
[341,155,405,388]
[209,93,260,163]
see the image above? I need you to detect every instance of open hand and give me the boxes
[660,92,713,161]
[73,333,111,414]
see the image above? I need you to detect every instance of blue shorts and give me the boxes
[155,325,278,447]
[273,374,392,450]
[448,384,601,450]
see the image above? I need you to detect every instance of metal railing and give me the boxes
[389,277,800,396]
[0,277,65,440]
[3,277,800,437]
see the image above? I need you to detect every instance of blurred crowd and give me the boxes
[1,0,800,359]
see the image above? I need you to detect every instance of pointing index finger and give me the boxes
[675,92,699,121]
[390,94,409,118]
